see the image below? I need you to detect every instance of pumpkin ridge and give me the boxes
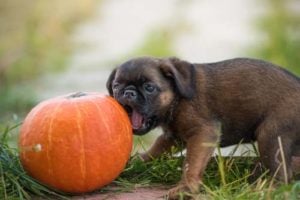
[90,97,120,181]
[88,98,112,142]
[47,101,64,184]
[73,101,87,188]
[104,96,133,164]
[19,103,43,151]
[85,96,126,186]
[106,97,132,143]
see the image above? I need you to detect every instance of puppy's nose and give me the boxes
[124,89,137,100]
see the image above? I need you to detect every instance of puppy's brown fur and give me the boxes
[107,57,300,199]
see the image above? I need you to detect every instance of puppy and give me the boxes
[106,57,300,198]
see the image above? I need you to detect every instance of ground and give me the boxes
[72,186,170,200]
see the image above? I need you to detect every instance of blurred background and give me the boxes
[1,0,299,151]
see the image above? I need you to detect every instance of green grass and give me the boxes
[112,145,300,199]
[1,124,299,199]
[0,124,68,200]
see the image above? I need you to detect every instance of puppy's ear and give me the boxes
[106,68,117,96]
[160,57,196,99]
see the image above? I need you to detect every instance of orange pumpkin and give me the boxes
[19,92,133,193]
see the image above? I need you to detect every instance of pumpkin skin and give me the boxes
[19,92,133,193]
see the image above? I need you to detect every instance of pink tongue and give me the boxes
[131,110,143,130]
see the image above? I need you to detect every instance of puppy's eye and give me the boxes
[112,83,120,89]
[143,83,156,93]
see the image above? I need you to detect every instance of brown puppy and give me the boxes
[106,57,300,198]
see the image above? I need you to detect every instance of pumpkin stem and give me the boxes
[67,92,87,98]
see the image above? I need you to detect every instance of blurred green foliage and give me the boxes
[129,13,189,58]
[253,0,300,74]
[0,0,98,120]
[0,0,96,84]
[131,28,177,57]
[0,86,36,123]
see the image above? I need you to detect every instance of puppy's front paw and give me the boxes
[167,182,199,200]
[168,184,189,199]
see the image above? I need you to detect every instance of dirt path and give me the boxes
[72,186,170,200]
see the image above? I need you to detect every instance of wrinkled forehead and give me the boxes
[115,58,165,84]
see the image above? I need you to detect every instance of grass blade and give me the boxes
[0,124,68,200]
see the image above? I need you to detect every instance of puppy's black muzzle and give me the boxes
[122,85,138,102]
[123,89,137,101]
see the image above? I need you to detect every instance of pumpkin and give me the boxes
[19,92,133,193]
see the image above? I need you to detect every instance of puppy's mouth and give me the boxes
[124,105,156,135]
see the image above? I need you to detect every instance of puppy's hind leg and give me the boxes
[292,142,300,178]
[256,119,295,182]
